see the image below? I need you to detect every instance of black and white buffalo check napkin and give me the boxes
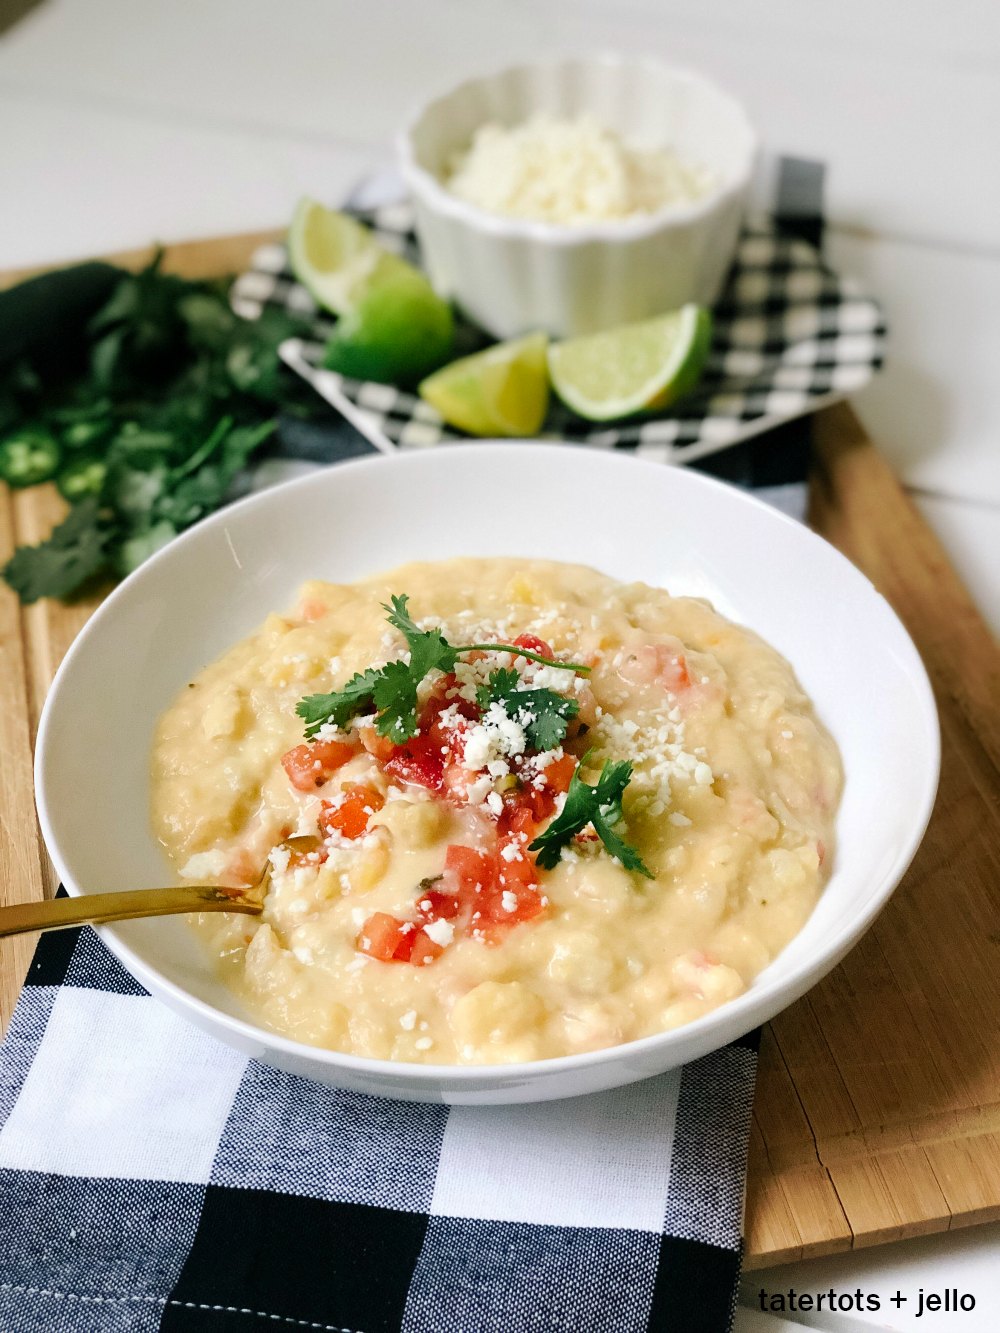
[0,922,756,1332]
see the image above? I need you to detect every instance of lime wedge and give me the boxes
[548,306,712,421]
[419,333,550,437]
[322,261,454,386]
[287,197,386,315]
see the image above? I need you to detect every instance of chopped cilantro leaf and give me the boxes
[2,495,111,603]
[296,667,382,738]
[530,757,653,877]
[372,659,422,744]
[382,593,457,679]
[477,667,580,752]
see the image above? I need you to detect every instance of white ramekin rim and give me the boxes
[396,53,759,246]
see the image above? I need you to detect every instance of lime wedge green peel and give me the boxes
[322,263,454,386]
[419,333,550,437]
[288,197,455,385]
[547,305,712,422]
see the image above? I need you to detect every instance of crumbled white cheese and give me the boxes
[415,1037,433,1051]
[399,1010,417,1031]
[268,844,291,875]
[179,849,229,880]
[423,918,455,947]
[465,774,494,806]
[445,113,714,225]
[594,698,712,813]
[668,811,693,827]
[501,890,518,913]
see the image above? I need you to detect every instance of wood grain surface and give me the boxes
[1,236,998,1269]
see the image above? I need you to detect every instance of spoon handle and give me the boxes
[0,885,262,938]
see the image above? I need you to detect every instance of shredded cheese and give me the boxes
[445,113,714,225]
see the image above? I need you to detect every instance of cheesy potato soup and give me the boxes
[151,559,841,1064]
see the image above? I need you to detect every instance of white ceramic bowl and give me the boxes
[35,446,938,1104]
[397,56,758,338]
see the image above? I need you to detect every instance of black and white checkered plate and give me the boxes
[232,197,885,464]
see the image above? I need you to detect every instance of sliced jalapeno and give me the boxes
[56,454,108,501]
[60,418,113,451]
[0,428,62,488]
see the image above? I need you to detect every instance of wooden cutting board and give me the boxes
[1,232,998,1269]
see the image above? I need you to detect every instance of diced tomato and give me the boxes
[320,783,384,839]
[356,913,443,966]
[357,912,414,962]
[513,754,577,823]
[419,680,477,773]
[523,783,554,822]
[490,882,545,925]
[409,930,444,966]
[281,739,355,792]
[512,632,554,659]
[544,753,577,794]
[498,843,539,893]
[416,888,462,922]
[428,710,471,764]
[384,736,445,792]
[359,727,394,763]
[474,828,544,927]
[479,852,544,926]
[444,844,496,896]
[498,802,538,842]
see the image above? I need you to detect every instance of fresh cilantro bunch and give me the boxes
[0,254,320,603]
[297,595,584,746]
[530,757,653,877]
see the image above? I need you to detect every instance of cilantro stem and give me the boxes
[458,643,591,673]
[170,413,233,480]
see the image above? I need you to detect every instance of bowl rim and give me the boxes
[34,444,940,1089]
[396,52,760,246]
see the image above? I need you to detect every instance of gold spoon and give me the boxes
[0,835,320,939]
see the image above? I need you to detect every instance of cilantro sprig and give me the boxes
[296,594,587,744]
[529,757,653,878]
[476,667,579,752]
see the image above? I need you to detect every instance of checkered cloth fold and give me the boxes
[0,922,757,1332]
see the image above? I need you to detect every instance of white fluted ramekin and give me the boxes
[397,55,758,338]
